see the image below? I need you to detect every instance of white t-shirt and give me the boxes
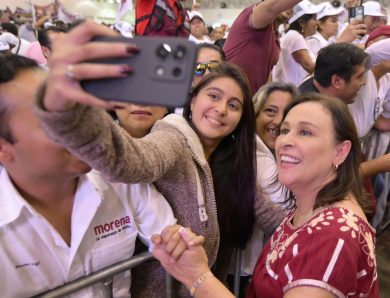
[0,169,175,297]
[240,136,285,275]
[188,34,213,44]
[365,38,390,69]
[348,70,380,139]
[306,31,331,58]
[272,30,314,86]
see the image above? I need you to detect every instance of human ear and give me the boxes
[331,74,344,91]
[0,139,13,163]
[333,140,352,167]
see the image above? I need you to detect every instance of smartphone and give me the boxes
[348,6,364,38]
[81,36,198,107]
[348,6,364,23]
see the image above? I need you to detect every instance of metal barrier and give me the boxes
[33,249,244,298]
[33,252,155,298]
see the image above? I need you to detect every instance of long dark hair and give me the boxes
[281,93,371,213]
[183,62,257,248]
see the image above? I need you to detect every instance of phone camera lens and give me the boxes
[155,66,165,76]
[156,43,171,59]
[173,46,186,60]
[172,67,182,77]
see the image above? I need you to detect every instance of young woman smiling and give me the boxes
[152,93,379,298]
[36,22,283,298]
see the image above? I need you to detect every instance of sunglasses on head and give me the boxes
[194,62,219,77]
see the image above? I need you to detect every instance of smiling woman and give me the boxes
[35,23,283,297]
[150,93,379,298]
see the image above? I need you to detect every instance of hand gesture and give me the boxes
[43,22,139,112]
[152,225,209,290]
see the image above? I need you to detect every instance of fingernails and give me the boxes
[127,46,140,54]
[121,65,133,74]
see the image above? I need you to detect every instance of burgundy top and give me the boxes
[224,4,280,95]
[247,206,379,298]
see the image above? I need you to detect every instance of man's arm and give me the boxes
[251,0,301,29]
[371,60,390,84]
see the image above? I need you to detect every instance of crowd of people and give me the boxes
[0,0,389,297]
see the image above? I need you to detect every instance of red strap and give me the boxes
[135,1,155,35]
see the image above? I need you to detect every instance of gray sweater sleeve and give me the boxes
[35,102,184,184]
[254,188,286,236]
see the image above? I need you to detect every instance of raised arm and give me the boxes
[35,22,182,183]
[251,0,302,29]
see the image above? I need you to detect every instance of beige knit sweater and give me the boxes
[35,104,284,297]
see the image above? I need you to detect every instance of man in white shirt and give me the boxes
[0,55,175,297]
[299,42,390,177]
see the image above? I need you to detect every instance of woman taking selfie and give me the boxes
[153,93,379,298]
[36,23,283,297]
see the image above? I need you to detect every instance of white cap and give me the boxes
[363,1,386,17]
[115,21,133,38]
[0,40,10,51]
[0,32,19,46]
[289,0,322,24]
[188,10,205,23]
[212,22,222,29]
[316,2,344,20]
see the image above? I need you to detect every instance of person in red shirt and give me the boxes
[224,0,301,95]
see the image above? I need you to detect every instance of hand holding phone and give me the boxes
[81,36,198,108]
[348,6,365,37]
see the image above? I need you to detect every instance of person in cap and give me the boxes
[306,2,343,56]
[188,10,212,44]
[306,2,367,57]
[363,1,386,35]
[223,0,302,95]
[338,0,386,47]
[272,0,322,86]
[209,23,225,42]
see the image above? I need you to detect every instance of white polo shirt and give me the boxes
[0,168,175,297]
[348,70,380,139]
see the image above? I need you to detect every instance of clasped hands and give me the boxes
[151,225,210,290]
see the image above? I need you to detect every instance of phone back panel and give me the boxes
[81,36,198,108]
